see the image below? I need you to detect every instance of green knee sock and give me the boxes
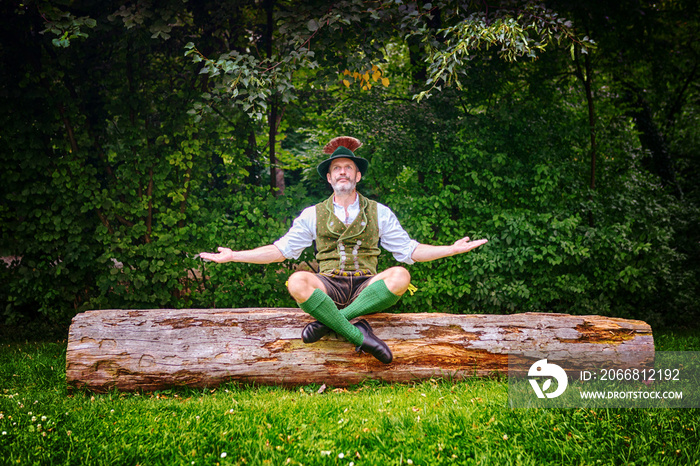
[299,289,364,346]
[341,279,401,321]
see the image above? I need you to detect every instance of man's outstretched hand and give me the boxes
[451,237,488,255]
[197,244,285,265]
[198,247,235,263]
[200,239,486,266]
[411,236,488,263]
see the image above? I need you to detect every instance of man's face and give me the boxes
[327,158,361,195]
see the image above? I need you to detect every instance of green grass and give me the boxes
[1,329,699,465]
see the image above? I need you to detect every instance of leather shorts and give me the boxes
[317,270,374,309]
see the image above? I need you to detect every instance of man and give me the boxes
[199,136,487,364]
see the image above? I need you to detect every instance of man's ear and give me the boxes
[326,172,332,184]
[355,170,362,183]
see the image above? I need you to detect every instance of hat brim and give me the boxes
[317,153,369,178]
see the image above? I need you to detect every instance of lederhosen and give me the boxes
[314,193,381,308]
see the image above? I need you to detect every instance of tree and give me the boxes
[1,0,697,328]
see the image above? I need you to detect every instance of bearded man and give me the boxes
[199,136,487,364]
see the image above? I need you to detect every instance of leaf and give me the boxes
[307,19,319,32]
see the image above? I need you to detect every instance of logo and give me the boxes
[528,359,568,399]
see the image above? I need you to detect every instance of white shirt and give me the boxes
[274,194,419,264]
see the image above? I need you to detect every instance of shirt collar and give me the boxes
[332,192,359,209]
[332,193,360,225]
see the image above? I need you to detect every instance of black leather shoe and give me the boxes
[354,319,373,334]
[301,320,331,343]
[354,319,392,364]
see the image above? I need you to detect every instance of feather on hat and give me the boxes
[323,136,363,154]
[317,136,369,178]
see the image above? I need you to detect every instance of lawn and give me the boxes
[1,329,698,465]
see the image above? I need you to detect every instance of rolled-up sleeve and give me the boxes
[273,207,316,260]
[377,204,419,264]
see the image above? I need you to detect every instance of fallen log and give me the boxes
[66,308,654,392]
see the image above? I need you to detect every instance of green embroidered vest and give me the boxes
[315,193,381,275]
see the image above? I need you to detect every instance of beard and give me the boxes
[330,176,357,196]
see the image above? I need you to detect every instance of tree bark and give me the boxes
[66,309,653,392]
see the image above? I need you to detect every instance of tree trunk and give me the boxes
[574,46,598,227]
[66,309,653,392]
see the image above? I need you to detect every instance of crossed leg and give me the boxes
[367,266,411,296]
[286,266,411,304]
[288,268,407,365]
[286,271,328,304]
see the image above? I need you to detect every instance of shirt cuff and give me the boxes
[390,239,420,265]
[273,238,299,260]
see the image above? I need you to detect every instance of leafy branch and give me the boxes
[38,3,96,47]
[414,2,596,101]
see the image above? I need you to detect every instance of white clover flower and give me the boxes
[320,451,331,456]
[41,416,47,421]
[221,452,227,458]
[503,434,509,440]
[338,453,345,459]
[2,431,6,435]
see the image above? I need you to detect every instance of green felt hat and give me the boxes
[317,136,369,178]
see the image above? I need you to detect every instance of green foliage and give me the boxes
[1,0,699,328]
[329,62,697,326]
[38,2,97,47]
[189,184,313,309]
[417,2,595,100]
[0,0,291,322]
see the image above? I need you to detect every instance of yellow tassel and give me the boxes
[407,283,418,296]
